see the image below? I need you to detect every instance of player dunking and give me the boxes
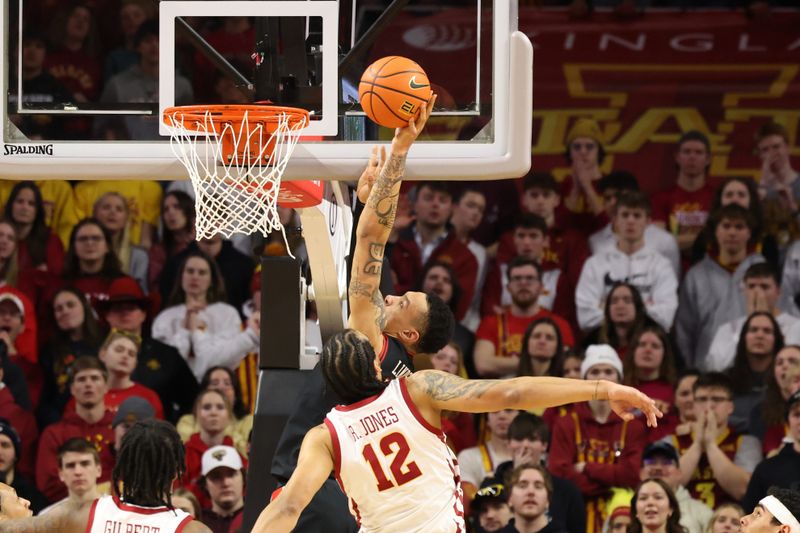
[0,420,211,533]
[253,329,663,532]
[270,95,455,531]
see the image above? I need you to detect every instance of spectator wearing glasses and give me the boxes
[670,372,761,508]
[559,118,607,233]
[474,257,573,378]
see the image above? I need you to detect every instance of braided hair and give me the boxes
[321,329,388,404]
[112,419,185,508]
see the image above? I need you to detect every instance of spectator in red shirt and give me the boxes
[449,187,489,330]
[622,325,679,441]
[4,181,64,275]
[651,130,716,266]
[390,182,478,320]
[430,342,477,454]
[36,356,114,503]
[96,330,163,419]
[62,218,133,318]
[748,345,800,456]
[548,345,646,533]
[475,257,574,378]
[183,388,238,507]
[0,290,41,408]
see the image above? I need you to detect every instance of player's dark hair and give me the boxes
[766,487,800,526]
[321,329,388,404]
[415,293,455,355]
[113,419,185,508]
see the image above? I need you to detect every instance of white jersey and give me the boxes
[87,495,193,533]
[324,378,465,533]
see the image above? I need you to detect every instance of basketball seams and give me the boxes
[361,90,411,124]
[358,55,432,128]
[362,82,430,103]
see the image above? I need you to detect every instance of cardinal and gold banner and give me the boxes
[372,8,800,190]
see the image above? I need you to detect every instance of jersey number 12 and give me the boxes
[362,432,422,491]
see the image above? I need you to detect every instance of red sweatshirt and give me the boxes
[0,386,38,480]
[35,409,115,502]
[548,402,645,533]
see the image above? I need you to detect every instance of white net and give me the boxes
[163,107,307,240]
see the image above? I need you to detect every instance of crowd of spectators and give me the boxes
[1,3,800,533]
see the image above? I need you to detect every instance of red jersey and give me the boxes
[671,425,742,508]
[475,309,574,358]
[651,183,716,242]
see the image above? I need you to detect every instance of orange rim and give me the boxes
[162,104,309,131]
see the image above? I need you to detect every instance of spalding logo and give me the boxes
[3,144,54,156]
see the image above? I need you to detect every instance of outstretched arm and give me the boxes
[0,499,89,533]
[252,425,335,533]
[348,97,436,352]
[406,370,662,427]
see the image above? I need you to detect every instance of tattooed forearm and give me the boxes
[363,242,385,276]
[366,153,407,229]
[349,274,374,299]
[372,290,387,330]
[421,371,496,402]
[0,504,81,532]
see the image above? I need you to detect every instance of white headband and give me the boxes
[760,495,800,533]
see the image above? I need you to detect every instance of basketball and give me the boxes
[358,56,432,129]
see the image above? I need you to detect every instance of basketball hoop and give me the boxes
[163,104,323,241]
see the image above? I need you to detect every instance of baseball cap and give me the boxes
[642,441,680,465]
[786,389,800,420]
[0,293,24,320]
[580,345,623,380]
[99,277,149,309]
[201,445,242,476]
[470,477,507,513]
[0,419,21,461]
[112,396,155,428]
